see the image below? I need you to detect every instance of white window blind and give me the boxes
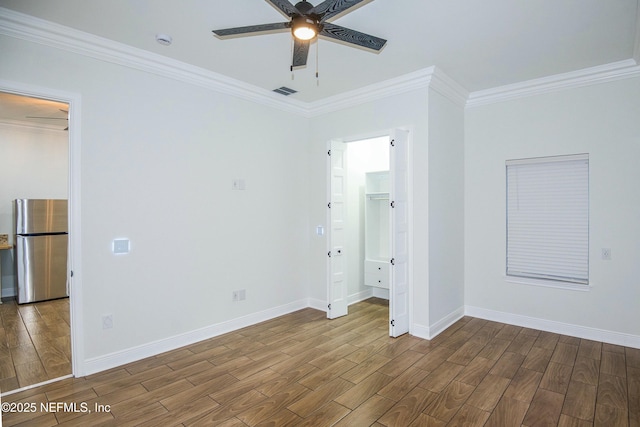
[506,154,589,285]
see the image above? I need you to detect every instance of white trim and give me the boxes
[83,299,310,375]
[348,289,374,305]
[466,59,640,108]
[306,68,433,116]
[371,287,390,300]
[505,275,591,292]
[1,375,73,397]
[634,1,640,62]
[410,307,465,341]
[411,323,431,340]
[307,297,328,312]
[429,67,469,108]
[465,305,640,349]
[0,79,85,379]
[430,307,466,339]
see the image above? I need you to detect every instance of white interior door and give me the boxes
[389,129,410,336]
[327,140,348,318]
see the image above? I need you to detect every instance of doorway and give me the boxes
[0,86,79,393]
[327,129,411,337]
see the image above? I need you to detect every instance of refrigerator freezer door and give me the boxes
[16,234,68,304]
[14,199,68,235]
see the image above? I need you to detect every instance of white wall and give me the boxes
[1,34,311,367]
[465,76,640,343]
[426,88,466,331]
[0,123,68,297]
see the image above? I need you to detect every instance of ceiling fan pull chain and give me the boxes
[290,37,295,80]
[316,38,320,86]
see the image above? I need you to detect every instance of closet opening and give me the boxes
[347,136,390,302]
[327,129,410,337]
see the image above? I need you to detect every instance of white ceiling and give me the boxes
[0,0,639,105]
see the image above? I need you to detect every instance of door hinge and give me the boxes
[327,149,331,156]
[328,251,331,257]
[70,270,74,278]
[328,304,332,310]
[390,258,395,265]
[390,139,395,147]
[390,201,395,208]
[390,319,395,326]
[328,202,331,209]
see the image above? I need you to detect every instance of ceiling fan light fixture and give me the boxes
[292,16,318,41]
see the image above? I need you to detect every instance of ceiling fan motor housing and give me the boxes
[294,1,314,14]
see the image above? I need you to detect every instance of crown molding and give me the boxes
[2,7,639,116]
[303,66,469,117]
[0,7,309,116]
[429,67,469,108]
[304,68,433,116]
[0,8,464,118]
[466,59,640,108]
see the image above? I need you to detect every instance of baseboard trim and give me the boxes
[83,299,312,375]
[348,289,374,306]
[307,297,327,312]
[465,305,640,349]
[410,323,430,340]
[410,307,465,341]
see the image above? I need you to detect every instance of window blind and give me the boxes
[506,154,589,284]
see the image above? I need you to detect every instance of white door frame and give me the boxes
[0,79,85,380]
[326,128,413,336]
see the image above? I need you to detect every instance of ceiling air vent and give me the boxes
[273,86,297,96]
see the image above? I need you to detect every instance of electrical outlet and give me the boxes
[602,248,612,260]
[232,290,246,301]
[102,314,113,329]
[232,179,246,190]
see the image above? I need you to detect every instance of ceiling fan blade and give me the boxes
[320,23,386,51]
[265,0,298,18]
[213,22,289,38]
[312,0,372,21]
[26,116,68,120]
[292,38,310,67]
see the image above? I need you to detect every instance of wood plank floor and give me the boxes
[2,298,639,426]
[0,298,71,391]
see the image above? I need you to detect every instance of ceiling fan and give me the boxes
[212,0,387,68]
[26,109,69,131]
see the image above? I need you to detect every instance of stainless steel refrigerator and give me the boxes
[14,199,68,304]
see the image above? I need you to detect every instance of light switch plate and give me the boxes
[232,179,246,190]
[113,239,130,254]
